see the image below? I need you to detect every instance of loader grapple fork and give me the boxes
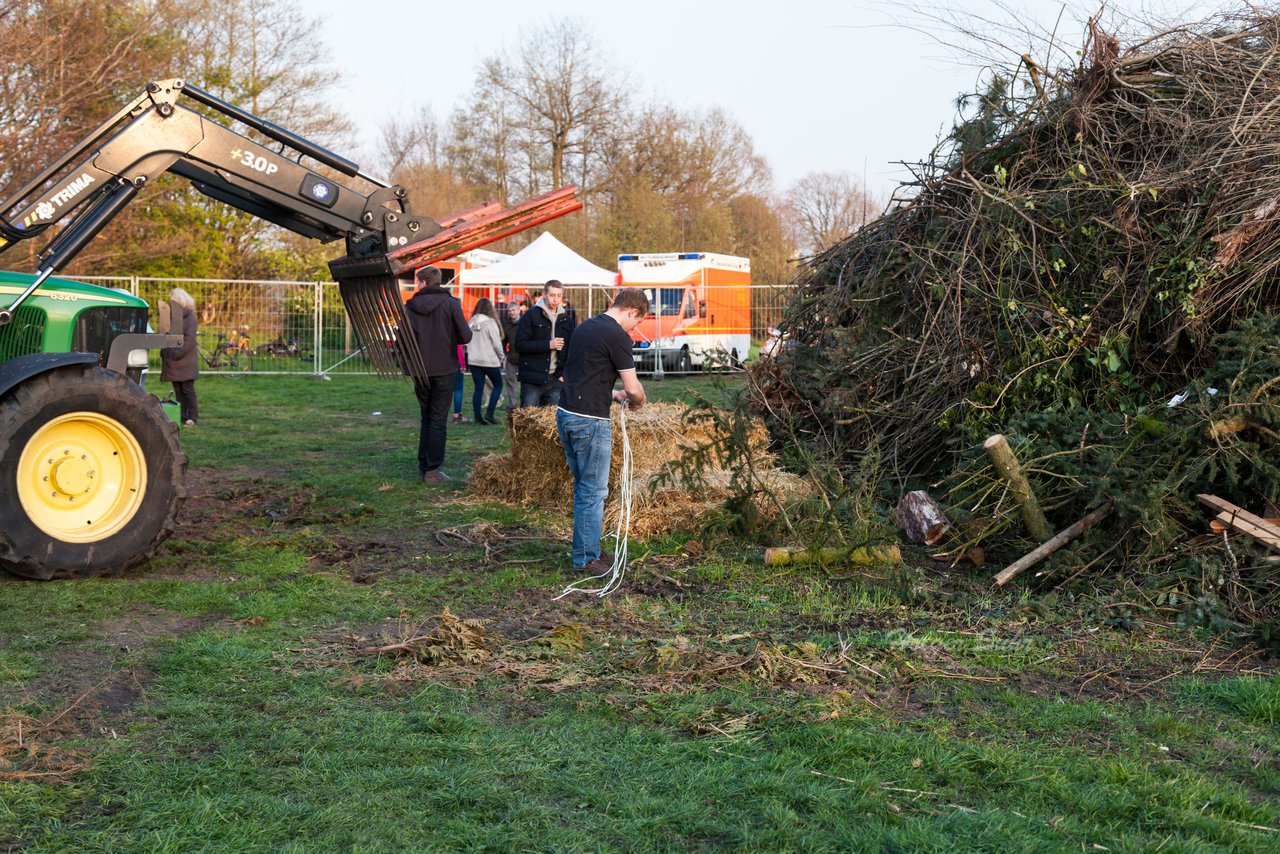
[329,186,582,378]
[336,274,419,377]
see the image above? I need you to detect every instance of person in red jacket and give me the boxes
[404,266,473,482]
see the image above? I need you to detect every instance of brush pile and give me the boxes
[761,10,1280,471]
[754,9,1280,639]
[470,404,807,538]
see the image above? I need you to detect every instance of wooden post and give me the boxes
[992,502,1113,586]
[983,434,1052,540]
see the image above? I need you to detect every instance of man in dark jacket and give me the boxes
[405,266,472,482]
[514,280,576,407]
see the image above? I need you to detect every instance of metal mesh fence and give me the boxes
[77,277,796,377]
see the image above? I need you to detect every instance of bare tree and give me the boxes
[786,171,879,254]
[381,106,445,175]
[0,0,200,271]
[180,0,349,144]
[162,0,354,278]
[595,104,779,260]
[0,1,176,189]
[448,17,629,202]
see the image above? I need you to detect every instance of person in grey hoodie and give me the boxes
[404,266,472,482]
[159,287,199,426]
[514,280,576,406]
[466,298,505,424]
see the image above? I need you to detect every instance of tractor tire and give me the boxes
[0,364,187,579]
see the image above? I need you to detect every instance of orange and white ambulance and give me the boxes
[617,252,751,371]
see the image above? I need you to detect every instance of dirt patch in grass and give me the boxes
[306,535,428,583]
[0,665,154,783]
[156,463,1280,727]
[1,608,220,711]
[1,607,224,783]
[294,576,1280,743]
[172,466,331,538]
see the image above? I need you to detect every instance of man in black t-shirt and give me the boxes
[556,287,649,573]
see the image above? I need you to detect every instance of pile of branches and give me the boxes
[758,9,1280,477]
[748,9,1280,637]
[943,316,1280,640]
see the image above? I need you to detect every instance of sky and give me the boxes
[308,0,1222,197]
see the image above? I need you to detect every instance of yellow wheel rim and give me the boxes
[16,411,147,543]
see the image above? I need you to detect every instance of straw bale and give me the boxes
[470,403,803,536]
[618,468,811,539]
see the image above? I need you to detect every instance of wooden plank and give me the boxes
[1196,495,1280,543]
[1209,516,1280,534]
[1211,511,1280,552]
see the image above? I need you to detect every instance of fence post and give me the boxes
[652,287,666,380]
[313,282,323,376]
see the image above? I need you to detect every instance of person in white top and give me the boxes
[467,298,506,425]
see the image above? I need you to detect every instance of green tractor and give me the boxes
[0,272,185,578]
[0,79,579,580]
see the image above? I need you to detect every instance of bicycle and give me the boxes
[261,334,311,359]
[197,330,255,376]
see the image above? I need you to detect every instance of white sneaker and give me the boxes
[183,419,196,427]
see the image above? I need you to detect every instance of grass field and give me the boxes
[2,373,1278,852]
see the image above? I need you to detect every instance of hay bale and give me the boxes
[469,403,801,536]
[622,468,811,539]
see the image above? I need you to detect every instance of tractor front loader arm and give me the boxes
[0,78,582,375]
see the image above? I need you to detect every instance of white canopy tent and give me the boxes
[457,232,618,287]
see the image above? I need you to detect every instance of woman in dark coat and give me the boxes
[160,288,199,426]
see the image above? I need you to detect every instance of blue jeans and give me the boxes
[521,378,562,407]
[452,369,465,415]
[470,364,502,422]
[556,409,612,568]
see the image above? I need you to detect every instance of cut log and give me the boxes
[983,434,1052,540]
[1207,418,1247,439]
[992,502,1114,586]
[892,490,955,545]
[1197,494,1280,552]
[764,545,902,568]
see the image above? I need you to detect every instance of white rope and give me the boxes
[554,404,633,600]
